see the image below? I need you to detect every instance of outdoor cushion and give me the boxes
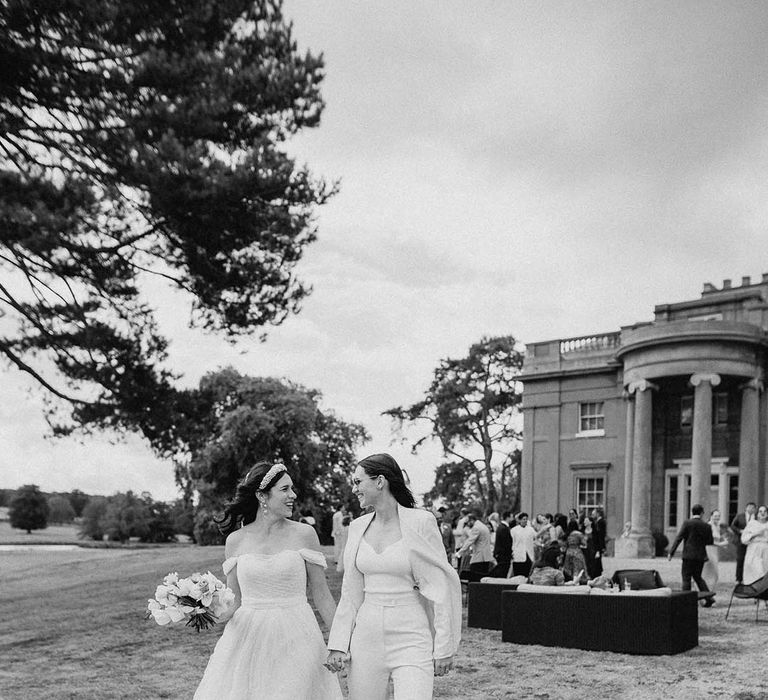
[479,577,516,585]
[480,575,527,585]
[516,583,591,595]
[590,586,672,597]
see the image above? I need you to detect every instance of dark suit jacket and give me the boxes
[592,517,607,553]
[493,521,512,564]
[731,513,748,541]
[670,516,714,561]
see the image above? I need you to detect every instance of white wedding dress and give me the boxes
[194,549,342,700]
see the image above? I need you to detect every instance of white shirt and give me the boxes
[510,523,537,563]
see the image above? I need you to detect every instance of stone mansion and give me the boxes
[520,274,768,557]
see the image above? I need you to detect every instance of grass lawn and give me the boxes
[0,521,83,545]
[2,546,767,699]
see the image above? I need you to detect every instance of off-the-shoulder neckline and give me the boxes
[227,548,321,559]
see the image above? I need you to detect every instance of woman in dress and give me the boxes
[528,544,565,586]
[326,453,462,700]
[702,508,728,589]
[741,504,768,585]
[194,462,342,700]
[562,530,588,583]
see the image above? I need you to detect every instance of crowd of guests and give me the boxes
[433,506,608,585]
[331,498,768,591]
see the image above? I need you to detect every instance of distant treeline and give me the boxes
[4,485,193,543]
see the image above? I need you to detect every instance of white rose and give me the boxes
[176,578,195,598]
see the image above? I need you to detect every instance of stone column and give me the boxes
[690,373,720,514]
[624,379,656,557]
[623,390,635,528]
[738,378,762,511]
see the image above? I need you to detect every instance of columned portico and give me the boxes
[617,379,656,558]
[739,378,762,510]
[690,372,720,513]
[622,390,634,527]
[522,280,768,560]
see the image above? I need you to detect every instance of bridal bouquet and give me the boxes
[147,571,235,632]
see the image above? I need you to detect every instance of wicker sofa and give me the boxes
[467,580,521,630]
[501,587,698,655]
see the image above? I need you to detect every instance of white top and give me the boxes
[356,538,415,594]
[510,523,537,562]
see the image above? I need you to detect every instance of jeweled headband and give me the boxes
[257,463,287,491]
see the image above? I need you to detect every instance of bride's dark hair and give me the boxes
[358,453,415,508]
[216,461,290,536]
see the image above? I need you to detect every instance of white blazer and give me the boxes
[327,505,462,659]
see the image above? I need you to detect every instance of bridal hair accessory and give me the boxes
[258,463,287,491]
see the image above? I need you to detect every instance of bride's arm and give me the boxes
[218,534,242,623]
[301,527,337,629]
[307,561,337,629]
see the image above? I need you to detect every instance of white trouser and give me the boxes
[348,591,434,700]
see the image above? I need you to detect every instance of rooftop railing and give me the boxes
[559,332,620,355]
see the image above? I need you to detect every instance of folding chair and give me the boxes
[725,572,768,621]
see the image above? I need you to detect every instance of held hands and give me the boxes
[434,655,454,677]
[325,650,347,674]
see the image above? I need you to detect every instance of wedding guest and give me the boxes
[336,513,351,573]
[487,511,500,546]
[562,530,588,583]
[331,503,345,568]
[590,508,607,577]
[553,513,568,540]
[533,512,556,560]
[741,504,768,585]
[456,510,493,575]
[528,545,565,586]
[510,512,537,578]
[436,507,455,563]
[668,503,714,606]
[566,508,581,534]
[702,509,728,589]
[731,502,757,583]
[326,453,461,700]
[489,510,512,578]
[194,462,342,699]
[581,512,599,579]
[453,507,470,572]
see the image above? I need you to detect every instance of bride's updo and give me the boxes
[216,461,290,535]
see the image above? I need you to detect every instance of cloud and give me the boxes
[5,1,768,501]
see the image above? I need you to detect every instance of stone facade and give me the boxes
[520,275,768,557]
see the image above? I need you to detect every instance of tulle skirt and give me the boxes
[194,600,342,700]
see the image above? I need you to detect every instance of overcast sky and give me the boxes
[4,1,768,502]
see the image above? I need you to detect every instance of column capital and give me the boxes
[627,379,658,394]
[690,372,721,388]
[740,377,763,392]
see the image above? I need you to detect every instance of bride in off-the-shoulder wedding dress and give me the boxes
[193,548,342,700]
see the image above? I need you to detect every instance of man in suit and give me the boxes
[590,507,608,576]
[668,503,715,606]
[488,510,513,578]
[731,502,757,583]
[456,510,493,575]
